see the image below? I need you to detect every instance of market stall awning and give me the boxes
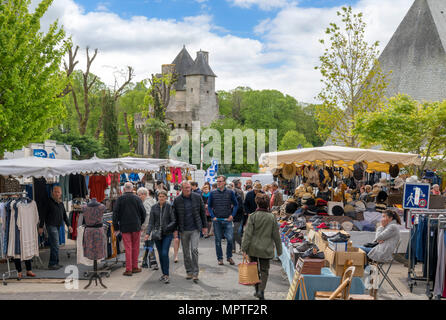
[259,146,421,173]
[0,157,196,179]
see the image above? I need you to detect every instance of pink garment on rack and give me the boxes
[170,167,182,184]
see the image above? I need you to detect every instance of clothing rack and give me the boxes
[407,209,446,299]
[1,191,33,284]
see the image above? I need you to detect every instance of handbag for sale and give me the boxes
[238,256,261,286]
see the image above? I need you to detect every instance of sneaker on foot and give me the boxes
[132,268,142,273]
[123,271,133,276]
[164,276,170,284]
[218,260,224,265]
[227,258,235,265]
[186,274,193,280]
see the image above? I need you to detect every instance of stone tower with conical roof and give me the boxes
[134,46,219,156]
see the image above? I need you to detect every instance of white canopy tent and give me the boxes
[0,157,196,179]
[259,146,422,173]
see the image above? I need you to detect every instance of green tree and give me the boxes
[315,6,389,147]
[0,0,69,157]
[117,81,147,154]
[102,92,119,158]
[49,130,106,160]
[279,130,312,151]
[354,94,446,174]
[141,73,177,158]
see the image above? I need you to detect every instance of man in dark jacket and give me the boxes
[172,181,207,281]
[208,175,238,265]
[38,186,72,270]
[113,182,146,276]
[232,179,245,253]
[243,182,264,225]
[190,181,202,196]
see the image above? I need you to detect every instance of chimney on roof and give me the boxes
[162,64,175,75]
[197,50,209,64]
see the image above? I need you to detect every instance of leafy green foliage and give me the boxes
[49,130,106,160]
[315,6,389,146]
[354,94,446,173]
[0,0,69,156]
[279,131,312,151]
[102,92,119,158]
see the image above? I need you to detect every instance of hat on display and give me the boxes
[393,177,405,189]
[389,164,400,178]
[377,191,388,203]
[341,221,354,232]
[353,162,366,180]
[375,203,387,213]
[316,199,328,207]
[344,204,355,216]
[406,175,419,184]
[306,198,316,206]
[377,178,388,187]
[354,201,366,212]
[282,164,297,180]
[332,205,344,216]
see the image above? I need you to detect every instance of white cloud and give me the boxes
[36,0,414,103]
[227,0,294,11]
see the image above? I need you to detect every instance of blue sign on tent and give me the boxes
[403,183,431,209]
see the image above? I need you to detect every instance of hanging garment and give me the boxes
[88,175,108,203]
[69,174,87,199]
[7,200,17,258]
[0,202,5,259]
[59,175,71,202]
[16,200,39,261]
[33,177,49,224]
[120,174,128,183]
[416,216,427,263]
[76,225,94,266]
[82,203,106,260]
[4,178,21,193]
[129,173,140,183]
[423,220,438,281]
[169,167,182,184]
[434,228,446,296]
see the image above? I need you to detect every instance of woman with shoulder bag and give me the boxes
[145,190,177,283]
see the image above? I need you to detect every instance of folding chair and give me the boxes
[315,266,355,300]
[372,240,402,297]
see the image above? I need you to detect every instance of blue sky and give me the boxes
[40,0,412,103]
[74,0,359,40]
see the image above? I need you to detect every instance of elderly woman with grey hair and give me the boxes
[137,187,158,269]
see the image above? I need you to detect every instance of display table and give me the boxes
[279,243,365,300]
[294,267,365,300]
[278,242,295,284]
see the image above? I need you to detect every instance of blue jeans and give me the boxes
[359,246,373,266]
[47,225,60,266]
[213,220,233,260]
[155,234,173,276]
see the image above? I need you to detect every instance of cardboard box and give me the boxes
[324,247,366,277]
[299,257,325,275]
[328,240,348,252]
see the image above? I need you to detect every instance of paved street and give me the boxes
[0,237,289,300]
[0,236,440,300]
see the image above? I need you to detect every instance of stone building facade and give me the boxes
[135,46,219,156]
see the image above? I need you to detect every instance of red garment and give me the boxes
[106,174,111,186]
[270,194,275,209]
[122,231,141,272]
[88,175,108,202]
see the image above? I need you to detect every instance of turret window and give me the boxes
[204,76,208,82]
[191,88,193,92]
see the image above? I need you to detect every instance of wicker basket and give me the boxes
[238,256,260,286]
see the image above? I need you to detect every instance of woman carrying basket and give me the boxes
[241,193,282,300]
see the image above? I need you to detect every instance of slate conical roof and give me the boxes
[378,0,446,101]
[171,46,195,91]
[186,50,217,77]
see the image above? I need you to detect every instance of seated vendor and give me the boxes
[359,209,401,263]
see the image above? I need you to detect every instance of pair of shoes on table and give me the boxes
[329,233,350,243]
[302,247,325,259]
